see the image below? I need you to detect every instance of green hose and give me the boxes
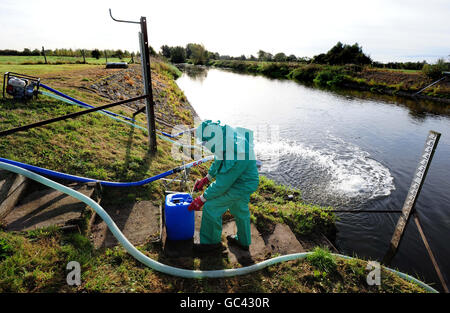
[0,162,438,292]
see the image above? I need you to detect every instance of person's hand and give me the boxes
[194,176,209,191]
[188,196,205,211]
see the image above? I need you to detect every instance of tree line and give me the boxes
[0,48,139,59]
[159,42,374,65]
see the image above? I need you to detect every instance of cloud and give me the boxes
[0,0,448,62]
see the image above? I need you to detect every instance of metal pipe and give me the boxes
[414,76,446,95]
[108,8,140,24]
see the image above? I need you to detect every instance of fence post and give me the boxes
[42,46,47,64]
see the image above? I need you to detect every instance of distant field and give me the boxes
[0,55,131,65]
[376,67,421,74]
[0,63,97,86]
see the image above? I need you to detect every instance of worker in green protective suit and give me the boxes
[188,120,260,253]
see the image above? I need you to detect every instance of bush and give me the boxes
[288,64,322,83]
[422,58,449,80]
[258,62,291,78]
[306,247,337,273]
[313,69,347,87]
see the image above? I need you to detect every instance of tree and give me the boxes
[313,42,372,65]
[274,52,287,62]
[92,49,101,59]
[257,50,266,61]
[287,54,297,62]
[115,49,124,59]
[170,46,186,63]
[188,43,208,65]
[149,45,156,56]
[257,50,273,61]
[161,45,171,58]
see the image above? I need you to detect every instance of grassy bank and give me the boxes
[209,60,450,101]
[0,60,430,292]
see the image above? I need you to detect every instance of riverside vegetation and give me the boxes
[0,56,430,292]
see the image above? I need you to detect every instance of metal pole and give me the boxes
[413,211,449,293]
[140,16,157,154]
[108,9,157,154]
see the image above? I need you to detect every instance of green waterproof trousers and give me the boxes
[200,190,252,246]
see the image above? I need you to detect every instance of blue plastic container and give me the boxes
[165,193,194,240]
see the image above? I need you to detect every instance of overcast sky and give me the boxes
[1,0,449,63]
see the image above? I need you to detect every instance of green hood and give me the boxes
[196,120,255,171]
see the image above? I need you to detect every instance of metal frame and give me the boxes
[0,95,146,137]
[2,72,40,99]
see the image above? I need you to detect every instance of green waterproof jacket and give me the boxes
[196,120,260,201]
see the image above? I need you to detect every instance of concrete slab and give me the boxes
[264,223,305,255]
[91,200,160,249]
[4,183,93,231]
[0,171,28,220]
[222,221,270,266]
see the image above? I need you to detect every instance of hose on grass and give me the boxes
[0,161,438,292]
[0,155,213,187]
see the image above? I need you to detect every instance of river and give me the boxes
[175,65,450,290]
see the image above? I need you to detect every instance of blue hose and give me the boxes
[40,83,196,138]
[40,83,136,122]
[0,161,438,291]
[39,89,202,150]
[0,155,213,187]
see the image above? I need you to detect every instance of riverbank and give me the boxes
[0,59,432,292]
[208,60,450,104]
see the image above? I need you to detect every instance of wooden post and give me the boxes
[81,50,86,64]
[42,46,47,64]
[105,50,108,63]
[413,212,449,292]
[383,131,441,264]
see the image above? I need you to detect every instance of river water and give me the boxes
[175,65,450,290]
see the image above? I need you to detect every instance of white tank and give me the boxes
[8,77,27,88]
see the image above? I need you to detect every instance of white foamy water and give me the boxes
[254,136,395,200]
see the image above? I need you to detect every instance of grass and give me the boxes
[250,176,336,238]
[0,60,431,293]
[0,230,428,293]
[0,55,128,65]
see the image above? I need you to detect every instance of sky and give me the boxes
[0,0,449,63]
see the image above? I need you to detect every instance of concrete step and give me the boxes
[0,170,28,221]
[3,183,94,231]
[162,211,305,266]
[262,223,305,255]
[222,221,270,266]
[90,200,160,249]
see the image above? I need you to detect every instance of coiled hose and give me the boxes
[0,162,438,292]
